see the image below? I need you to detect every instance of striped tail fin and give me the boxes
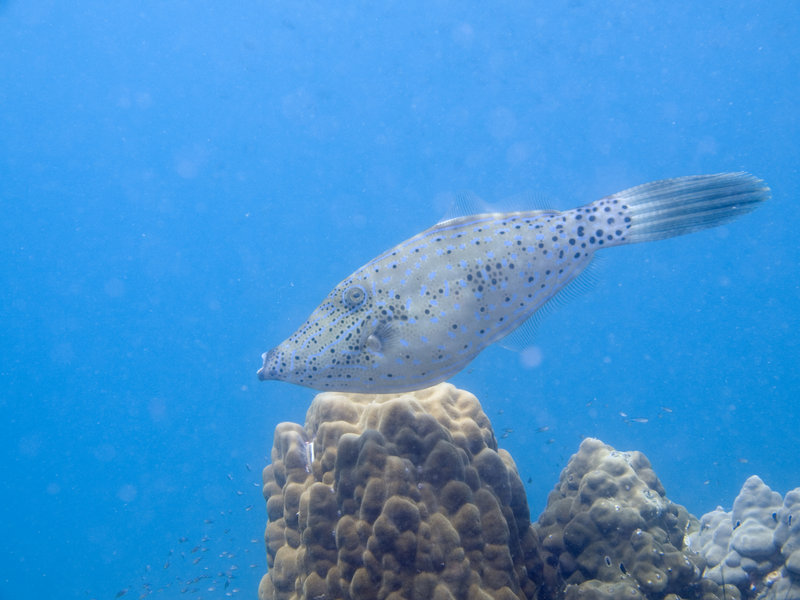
[609,172,770,244]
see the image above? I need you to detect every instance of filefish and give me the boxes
[259,173,768,393]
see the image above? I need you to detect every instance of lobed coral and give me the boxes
[259,385,797,600]
[687,476,800,600]
[532,437,730,600]
[259,383,542,600]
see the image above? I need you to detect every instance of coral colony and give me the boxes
[259,385,799,600]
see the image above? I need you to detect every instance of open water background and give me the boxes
[1,2,798,598]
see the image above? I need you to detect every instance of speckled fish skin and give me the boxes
[259,172,769,393]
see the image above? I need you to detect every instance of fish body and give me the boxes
[259,173,768,393]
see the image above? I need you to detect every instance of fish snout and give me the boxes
[257,348,282,381]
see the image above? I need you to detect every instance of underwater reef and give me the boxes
[686,476,800,600]
[259,384,798,600]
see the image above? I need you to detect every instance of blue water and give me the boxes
[1,2,798,599]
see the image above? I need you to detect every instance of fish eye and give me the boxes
[342,285,367,308]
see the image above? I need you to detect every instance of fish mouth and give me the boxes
[257,348,281,381]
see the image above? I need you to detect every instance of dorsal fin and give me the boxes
[440,191,488,223]
[439,190,558,226]
[496,190,556,213]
